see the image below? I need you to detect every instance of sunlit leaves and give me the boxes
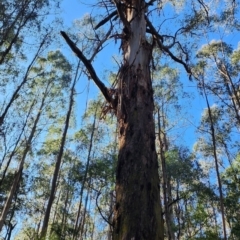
[197,40,232,59]
[231,43,240,65]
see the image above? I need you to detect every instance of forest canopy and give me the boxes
[0,0,240,239]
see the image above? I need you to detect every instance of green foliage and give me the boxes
[165,147,197,183]
[222,155,240,239]
[0,0,240,239]
[197,40,232,58]
[231,43,240,65]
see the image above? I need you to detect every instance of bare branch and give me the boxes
[96,190,113,227]
[146,0,157,6]
[145,17,191,75]
[60,31,112,103]
[197,0,210,24]
[94,10,118,30]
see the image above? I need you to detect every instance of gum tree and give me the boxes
[61,0,191,239]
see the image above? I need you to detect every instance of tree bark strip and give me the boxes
[112,1,163,239]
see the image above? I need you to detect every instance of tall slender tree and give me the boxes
[40,59,78,238]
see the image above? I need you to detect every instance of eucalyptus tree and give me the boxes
[152,64,191,239]
[222,154,240,239]
[194,41,240,127]
[60,0,194,238]
[0,34,49,127]
[0,0,57,129]
[59,0,240,238]
[0,0,59,65]
[194,104,231,239]
[71,109,98,240]
[0,2,60,224]
[69,98,117,239]
[40,56,78,239]
[193,38,240,239]
[0,50,73,235]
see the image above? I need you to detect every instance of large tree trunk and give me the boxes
[60,1,164,238]
[113,1,163,239]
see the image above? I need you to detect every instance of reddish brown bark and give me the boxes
[61,1,164,239]
[112,1,163,239]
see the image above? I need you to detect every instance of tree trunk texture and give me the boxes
[113,1,163,239]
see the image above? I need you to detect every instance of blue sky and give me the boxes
[60,0,201,147]
[59,0,240,151]
[3,1,240,238]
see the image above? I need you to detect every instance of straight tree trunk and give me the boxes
[40,65,78,239]
[202,79,227,240]
[72,111,96,240]
[79,191,89,240]
[112,1,163,239]
[61,189,69,238]
[157,107,175,240]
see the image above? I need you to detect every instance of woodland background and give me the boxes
[0,0,240,239]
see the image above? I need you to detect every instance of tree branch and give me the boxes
[146,0,157,7]
[145,17,192,75]
[96,190,113,227]
[112,0,130,30]
[94,10,118,30]
[60,31,112,103]
[90,26,113,62]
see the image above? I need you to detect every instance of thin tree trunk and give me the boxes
[0,36,46,125]
[51,189,61,227]
[35,203,46,239]
[40,64,79,239]
[79,190,89,240]
[4,196,17,240]
[5,223,16,240]
[0,99,35,186]
[157,107,175,240]
[72,113,97,240]
[61,186,70,240]
[214,60,240,125]
[202,80,227,240]
[0,93,45,231]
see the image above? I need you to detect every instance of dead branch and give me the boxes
[60,31,112,104]
[145,17,192,75]
[94,10,118,30]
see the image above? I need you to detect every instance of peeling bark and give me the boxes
[61,1,164,239]
[112,1,163,239]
